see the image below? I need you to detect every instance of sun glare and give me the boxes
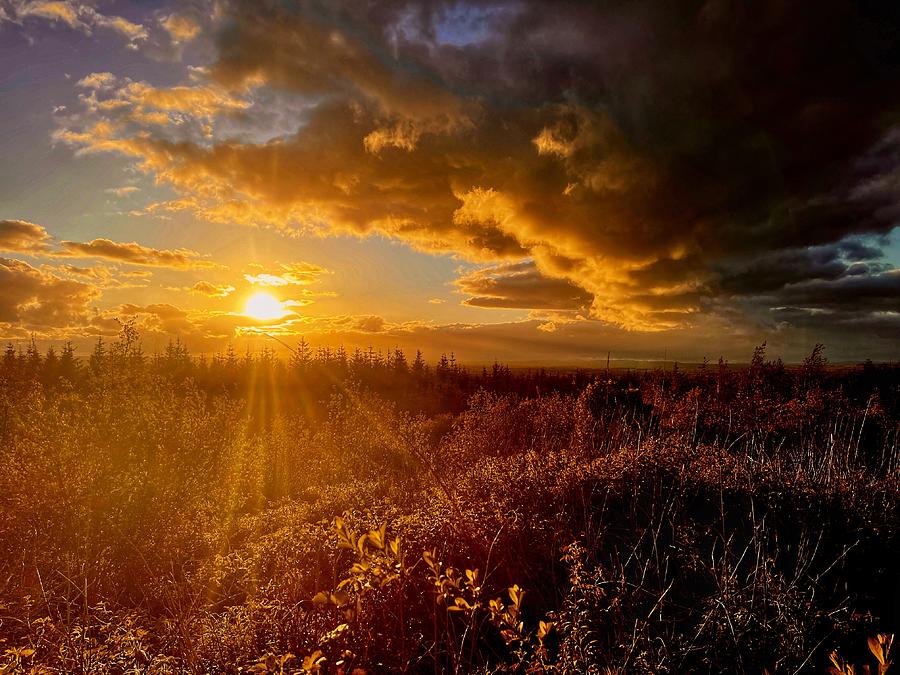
[243,291,288,321]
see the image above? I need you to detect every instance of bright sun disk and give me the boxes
[243,291,288,321]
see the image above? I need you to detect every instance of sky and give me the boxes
[1,0,899,364]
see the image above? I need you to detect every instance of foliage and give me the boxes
[0,330,897,672]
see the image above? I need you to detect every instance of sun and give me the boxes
[243,291,289,321]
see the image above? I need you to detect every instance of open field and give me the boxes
[0,334,897,673]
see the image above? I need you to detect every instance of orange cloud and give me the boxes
[0,257,99,335]
[47,0,900,347]
[160,13,199,43]
[0,220,52,254]
[51,263,151,289]
[4,1,147,43]
[244,262,330,287]
[191,281,235,297]
[77,72,117,90]
[1,220,220,277]
[105,186,140,197]
[456,261,593,311]
[65,72,252,144]
[57,239,216,269]
[119,303,196,334]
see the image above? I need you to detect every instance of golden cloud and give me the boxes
[243,262,330,287]
[191,281,235,297]
[5,1,147,43]
[56,238,216,269]
[16,1,81,28]
[50,263,151,289]
[105,185,140,197]
[160,13,200,43]
[0,257,99,334]
[456,261,593,311]
[47,0,900,343]
[67,72,252,144]
[0,220,52,253]
[119,303,196,334]
[50,91,692,328]
[77,72,117,90]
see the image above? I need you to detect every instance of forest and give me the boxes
[0,326,897,673]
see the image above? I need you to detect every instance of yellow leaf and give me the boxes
[538,620,555,641]
[869,636,884,665]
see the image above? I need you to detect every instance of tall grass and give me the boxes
[0,335,897,672]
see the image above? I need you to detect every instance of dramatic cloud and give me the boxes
[759,270,900,313]
[57,238,215,268]
[0,257,99,334]
[0,220,51,253]
[715,241,888,295]
[45,0,900,355]
[456,260,592,311]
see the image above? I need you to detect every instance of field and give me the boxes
[0,332,897,673]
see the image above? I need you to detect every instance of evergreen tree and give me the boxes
[25,338,42,376]
[90,337,107,375]
[393,347,407,373]
[42,345,59,386]
[412,350,425,375]
[59,342,80,383]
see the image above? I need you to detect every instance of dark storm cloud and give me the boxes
[717,244,871,295]
[839,239,884,262]
[55,0,900,352]
[207,0,900,247]
[733,267,900,349]
[767,305,900,346]
[769,271,900,312]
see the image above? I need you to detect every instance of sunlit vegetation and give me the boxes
[0,325,897,672]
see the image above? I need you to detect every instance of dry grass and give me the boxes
[0,336,897,672]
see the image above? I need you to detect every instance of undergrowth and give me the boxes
[0,335,897,672]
